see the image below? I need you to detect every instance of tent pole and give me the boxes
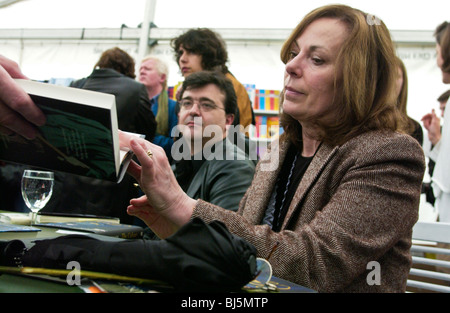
[137,0,157,63]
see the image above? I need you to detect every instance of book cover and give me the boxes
[36,221,143,239]
[0,223,41,233]
[267,116,280,138]
[0,79,130,182]
[259,89,265,110]
[169,82,183,100]
[0,212,120,225]
[254,116,262,138]
[273,90,280,111]
[260,116,268,138]
[266,90,273,110]
[167,86,174,99]
[253,89,260,110]
[244,84,256,108]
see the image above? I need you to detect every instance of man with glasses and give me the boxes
[171,71,255,212]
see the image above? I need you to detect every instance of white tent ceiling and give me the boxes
[0,0,448,30]
[0,0,449,123]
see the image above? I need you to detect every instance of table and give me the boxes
[1,225,67,241]
[0,274,82,293]
[0,222,124,293]
[1,218,315,294]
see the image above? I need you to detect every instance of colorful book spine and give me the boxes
[254,116,262,138]
[250,89,281,111]
[250,116,281,139]
[254,89,260,110]
[271,90,280,111]
[244,84,256,108]
[168,82,183,100]
[168,86,174,99]
[268,90,274,110]
[267,116,280,138]
[260,116,267,138]
[169,82,282,142]
[168,83,282,110]
[259,90,265,110]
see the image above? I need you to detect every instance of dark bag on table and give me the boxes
[8,218,257,292]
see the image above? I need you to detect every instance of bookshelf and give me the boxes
[168,83,181,100]
[244,85,282,143]
[168,83,283,158]
[253,109,278,115]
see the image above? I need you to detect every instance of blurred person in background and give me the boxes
[171,28,254,131]
[422,90,449,206]
[421,22,450,222]
[395,56,423,145]
[138,55,178,161]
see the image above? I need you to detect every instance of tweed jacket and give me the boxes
[192,130,425,292]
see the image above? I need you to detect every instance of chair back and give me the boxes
[407,221,450,293]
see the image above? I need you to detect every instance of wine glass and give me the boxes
[21,170,54,225]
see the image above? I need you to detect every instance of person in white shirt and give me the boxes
[422,21,450,222]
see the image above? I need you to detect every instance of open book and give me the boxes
[0,79,142,182]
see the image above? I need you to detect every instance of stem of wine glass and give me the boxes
[30,211,38,226]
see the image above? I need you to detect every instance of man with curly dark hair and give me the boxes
[171,28,254,130]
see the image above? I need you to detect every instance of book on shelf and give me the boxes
[269,90,281,111]
[168,81,183,100]
[244,84,256,106]
[256,116,268,139]
[0,79,142,182]
[253,89,281,111]
[168,86,175,100]
[254,89,264,110]
[267,116,280,138]
[252,116,280,139]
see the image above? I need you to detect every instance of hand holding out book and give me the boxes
[0,55,46,139]
[119,131,197,239]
